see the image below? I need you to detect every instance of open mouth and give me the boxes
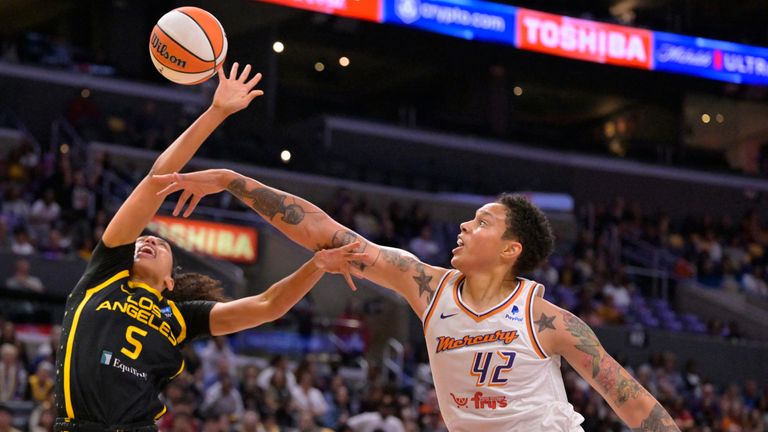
[452,237,465,254]
[137,245,156,258]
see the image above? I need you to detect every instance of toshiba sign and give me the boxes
[516,8,652,69]
[148,216,258,264]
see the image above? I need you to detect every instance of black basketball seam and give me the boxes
[176,9,219,64]
[155,22,212,64]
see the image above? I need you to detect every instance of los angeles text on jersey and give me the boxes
[95,288,177,345]
[435,330,518,353]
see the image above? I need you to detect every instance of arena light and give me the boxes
[314,62,325,72]
[513,86,523,96]
[715,113,725,123]
[281,150,292,163]
[339,56,350,67]
[272,41,285,53]
[701,114,711,124]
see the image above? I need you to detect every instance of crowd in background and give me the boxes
[1,319,767,432]
[1,102,768,431]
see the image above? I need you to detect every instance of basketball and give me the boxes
[149,7,227,85]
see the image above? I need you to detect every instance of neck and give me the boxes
[462,268,517,309]
[129,274,164,293]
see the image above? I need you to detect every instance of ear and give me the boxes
[500,240,522,262]
[164,275,175,292]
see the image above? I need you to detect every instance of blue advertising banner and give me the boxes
[653,32,768,85]
[382,0,516,44]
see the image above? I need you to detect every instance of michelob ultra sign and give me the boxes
[148,216,258,264]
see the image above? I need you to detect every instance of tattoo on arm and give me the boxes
[380,248,416,272]
[534,313,556,332]
[413,263,434,302]
[632,404,679,432]
[226,179,308,225]
[562,311,643,407]
[315,230,369,271]
[561,311,602,378]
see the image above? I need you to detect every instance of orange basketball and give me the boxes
[149,7,227,85]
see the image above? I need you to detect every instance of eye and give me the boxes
[479,220,487,227]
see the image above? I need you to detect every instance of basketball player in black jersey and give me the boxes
[53,63,364,432]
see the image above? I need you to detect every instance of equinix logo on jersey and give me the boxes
[99,350,148,381]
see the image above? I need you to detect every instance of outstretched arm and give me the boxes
[101,63,263,248]
[533,297,679,431]
[209,242,364,335]
[154,169,450,317]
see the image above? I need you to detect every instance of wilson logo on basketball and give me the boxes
[151,33,187,69]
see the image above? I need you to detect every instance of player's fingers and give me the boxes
[156,182,182,197]
[229,62,239,80]
[344,253,368,261]
[245,72,262,90]
[239,64,251,82]
[343,270,357,291]
[248,90,264,101]
[173,190,192,217]
[216,65,225,81]
[183,195,203,218]
[339,241,361,251]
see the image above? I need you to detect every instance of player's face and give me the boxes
[451,203,516,274]
[133,236,173,283]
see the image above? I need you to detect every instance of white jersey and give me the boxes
[422,270,584,432]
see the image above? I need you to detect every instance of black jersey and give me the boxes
[54,241,215,425]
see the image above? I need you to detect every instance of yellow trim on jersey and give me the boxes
[167,300,187,344]
[154,405,167,420]
[64,270,131,419]
[127,280,163,300]
[171,359,185,380]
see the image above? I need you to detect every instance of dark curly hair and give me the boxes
[165,272,228,303]
[496,193,554,275]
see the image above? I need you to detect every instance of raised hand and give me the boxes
[153,170,229,217]
[313,241,366,291]
[211,62,264,116]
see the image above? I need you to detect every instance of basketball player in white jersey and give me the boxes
[152,170,679,432]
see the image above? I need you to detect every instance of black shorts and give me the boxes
[54,418,157,432]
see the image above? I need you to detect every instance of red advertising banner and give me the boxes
[148,216,258,264]
[256,0,382,22]
[516,8,652,70]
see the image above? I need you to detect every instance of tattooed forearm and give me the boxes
[561,311,602,378]
[616,373,643,404]
[413,263,434,301]
[226,179,306,225]
[380,248,416,272]
[632,404,679,432]
[534,313,556,332]
[315,230,369,271]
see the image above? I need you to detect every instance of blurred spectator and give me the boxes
[352,200,381,239]
[264,370,293,428]
[408,225,440,264]
[236,410,266,432]
[199,337,236,386]
[595,295,623,325]
[201,374,244,419]
[10,228,34,256]
[258,356,296,391]
[28,189,60,243]
[0,344,27,402]
[291,370,328,422]
[240,365,264,411]
[27,361,54,404]
[346,397,405,432]
[5,258,44,293]
[602,273,632,309]
[742,265,768,296]
[28,402,55,432]
[0,404,21,432]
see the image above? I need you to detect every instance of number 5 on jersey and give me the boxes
[470,351,516,386]
[121,325,148,360]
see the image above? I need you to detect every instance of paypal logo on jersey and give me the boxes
[504,305,523,322]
